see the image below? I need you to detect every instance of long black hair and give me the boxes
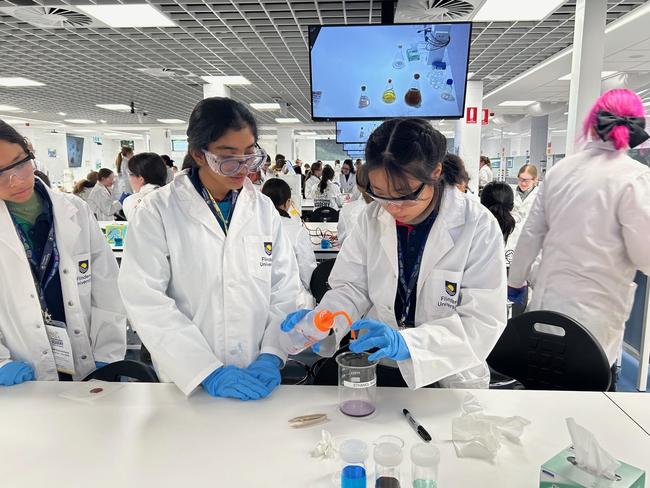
[480,182,516,242]
[187,97,257,167]
[319,165,335,194]
[261,178,292,218]
[358,118,454,195]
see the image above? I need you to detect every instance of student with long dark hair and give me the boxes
[480,181,516,244]
[312,165,341,208]
[119,97,299,399]
[282,118,506,389]
[87,168,121,221]
[0,120,125,386]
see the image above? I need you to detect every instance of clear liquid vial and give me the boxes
[358,84,370,109]
[441,78,455,101]
[382,79,396,104]
[392,44,405,70]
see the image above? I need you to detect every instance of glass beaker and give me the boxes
[339,438,368,488]
[382,79,396,104]
[358,84,370,109]
[392,44,405,70]
[374,435,404,487]
[404,73,422,108]
[411,443,440,488]
[337,352,377,417]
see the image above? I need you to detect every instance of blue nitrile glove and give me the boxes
[201,366,270,401]
[118,192,131,205]
[507,286,527,305]
[95,361,108,369]
[349,319,410,362]
[246,354,283,391]
[0,361,35,386]
[280,309,312,332]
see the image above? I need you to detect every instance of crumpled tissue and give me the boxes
[310,430,337,460]
[566,417,621,480]
[452,393,531,461]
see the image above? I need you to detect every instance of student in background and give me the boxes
[122,152,167,220]
[115,146,134,194]
[73,171,98,202]
[0,121,126,385]
[161,155,175,184]
[262,178,316,308]
[478,155,494,193]
[304,161,323,198]
[311,165,341,208]
[480,182,516,247]
[339,159,357,194]
[87,168,121,221]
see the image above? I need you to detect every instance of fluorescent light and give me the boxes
[70,129,94,133]
[157,118,185,124]
[0,77,45,87]
[552,129,567,133]
[76,4,175,28]
[473,0,564,21]
[275,118,300,123]
[201,76,251,86]
[58,112,67,116]
[99,120,107,123]
[299,131,317,136]
[563,112,569,115]
[103,132,123,137]
[558,71,619,81]
[0,104,22,112]
[96,104,132,111]
[64,119,95,124]
[498,100,536,107]
[250,102,281,111]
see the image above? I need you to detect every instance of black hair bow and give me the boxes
[596,110,649,149]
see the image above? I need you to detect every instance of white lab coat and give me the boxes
[505,185,540,266]
[304,175,320,198]
[0,184,126,380]
[281,216,316,308]
[337,199,366,244]
[479,165,494,188]
[122,183,159,221]
[509,141,650,365]
[317,185,507,389]
[311,180,341,208]
[339,173,357,194]
[117,157,133,195]
[87,184,121,221]
[118,172,300,395]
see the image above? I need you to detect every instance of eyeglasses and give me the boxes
[0,153,34,187]
[518,177,534,184]
[202,146,267,177]
[365,182,427,207]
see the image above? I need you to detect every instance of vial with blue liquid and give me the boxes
[339,439,368,488]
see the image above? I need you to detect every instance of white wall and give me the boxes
[295,138,316,163]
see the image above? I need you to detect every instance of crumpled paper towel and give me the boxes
[452,393,531,461]
[310,430,337,460]
[566,417,621,480]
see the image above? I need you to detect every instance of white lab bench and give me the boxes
[606,391,650,436]
[1,383,648,488]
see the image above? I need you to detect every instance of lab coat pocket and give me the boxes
[244,236,273,282]
[428,270,463,314]
[73,252,92,296]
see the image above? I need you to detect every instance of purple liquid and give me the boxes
[340,399,375,417]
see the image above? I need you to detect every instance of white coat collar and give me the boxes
[584,139,619,153]
[171,170,257,240]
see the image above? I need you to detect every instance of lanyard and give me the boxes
[396,226,427,328]
[11,215,59,315]
[200,186,238,235]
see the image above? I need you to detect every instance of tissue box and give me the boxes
[540,448,645,488]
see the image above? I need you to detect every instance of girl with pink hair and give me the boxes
[508,88,650,388]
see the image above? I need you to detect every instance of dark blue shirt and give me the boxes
[189,168,236,233]
[394,209,437,327]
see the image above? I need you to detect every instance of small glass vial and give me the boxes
[340,439,368,488]
[358,84,370,109]
[411,443,440,488]
[441,79,455,101]
[374,435,404,488]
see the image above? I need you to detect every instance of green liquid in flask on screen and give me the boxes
[412,480,436,488]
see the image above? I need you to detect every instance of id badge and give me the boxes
[45,320,76,375]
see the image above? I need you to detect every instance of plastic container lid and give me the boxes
[432,61,447,69]
[446,79,453,85]
[340,439,368,464]
[373,442,403,467]
[313,310,352,332]
[411,443,440,467]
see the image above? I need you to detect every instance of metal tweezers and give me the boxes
[288,413,329,428]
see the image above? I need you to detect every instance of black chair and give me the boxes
[83,360,159,383]
[309,258,336,303]
[308,206,339,223]
[487,310,611,391]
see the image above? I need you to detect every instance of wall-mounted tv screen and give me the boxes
[66,135,84,168]
[310,22,472,121]
[336,120,383,144]
[343,143,365,152]
[347,151,365,157]
[172,139,188,152]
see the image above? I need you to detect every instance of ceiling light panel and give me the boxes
[96,104,132,111]
[473,0,565,22]
[76,4,176,28]
[0,77,45,87]
[157,118,185,124]
[498,101,536,107]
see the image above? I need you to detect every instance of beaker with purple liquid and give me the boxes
[336,352,377,417]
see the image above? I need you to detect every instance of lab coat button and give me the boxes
[30,294,35,299]
[63,269,69,275]
[42,350,48,355]
[36,324,41,329]
[81,355,88,360]
[67,301,74,307]
[74,329,81,335]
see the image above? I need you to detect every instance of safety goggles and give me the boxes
[365,182,427,207]
[202,146,267,177]
[0,153,34,187]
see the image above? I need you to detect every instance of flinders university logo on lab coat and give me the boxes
[264,242,273,256]
[445,281,457,297]
[78,260,89,274]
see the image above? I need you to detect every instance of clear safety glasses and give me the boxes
[0,153,35,187]
[202,146,267,177]
[365,182,427,207]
